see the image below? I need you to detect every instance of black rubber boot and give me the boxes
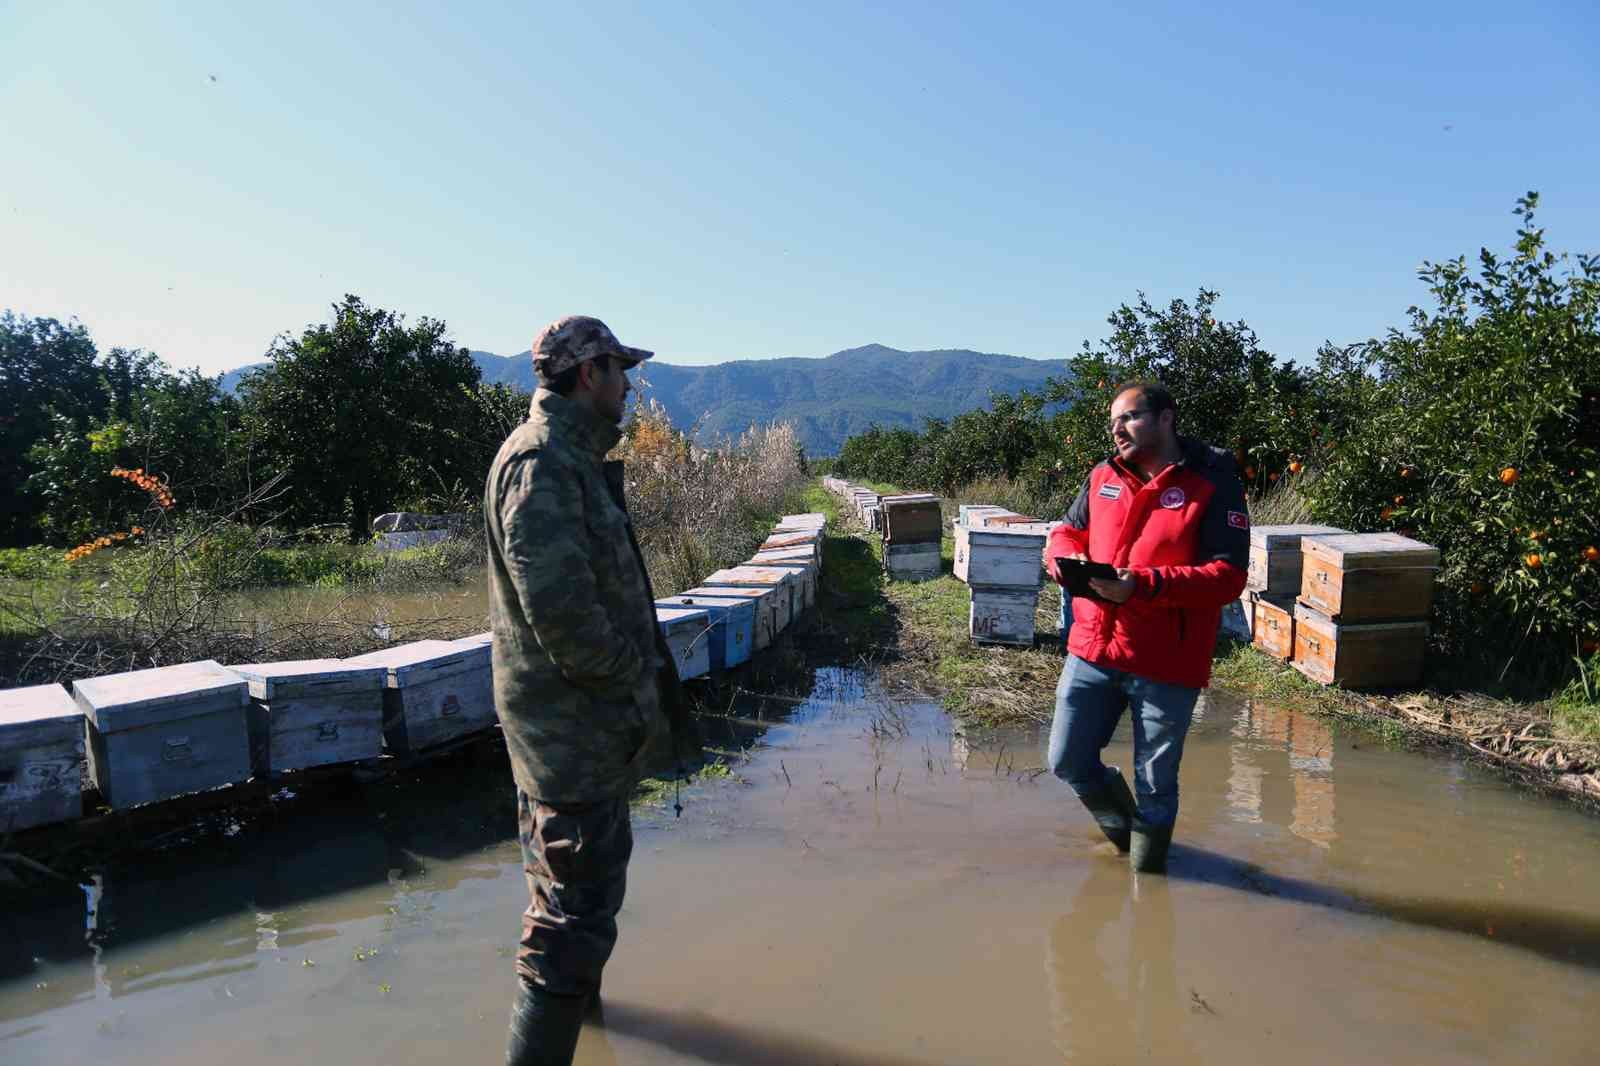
[506,979,587,1066]
[1130,821,1174,874]
[1078,767,1139,853]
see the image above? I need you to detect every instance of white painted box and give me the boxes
[345,639,496,754]
[760,531,821,567]
[656,606,713,680]
[745,559,816,612]
[969,587,1040,646]
[779,513,826,530]
[658,594,755,669]
[72,660,251,810]
[954,527,1045,587]
[703,567,797,630]
[231,659,386,774]
[0,683,85,831]
[885,542,942,580]
[680,586,776,652]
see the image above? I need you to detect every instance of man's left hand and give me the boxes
[1088,568,1137,604]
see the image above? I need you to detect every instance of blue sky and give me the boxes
[3,1,1596,376]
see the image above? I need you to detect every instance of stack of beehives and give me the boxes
[953,507,1055,646]
[878,492,944,580]
[1245,525,1440,688]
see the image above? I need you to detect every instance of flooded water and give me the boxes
[3,666,1598,1064]
[225,572,490,638]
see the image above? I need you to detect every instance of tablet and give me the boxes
[1054,557,1118,599]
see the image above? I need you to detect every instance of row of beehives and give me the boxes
[821,478,944,580]
[1239,525,1440,689]
[0,512,828,834]
[953,505,1058,647]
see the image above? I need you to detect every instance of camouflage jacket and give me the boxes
[485,388,670,804]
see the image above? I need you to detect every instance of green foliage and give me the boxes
[0,546,67,581]
[1307,193,1600,679]
[240,295,492,540]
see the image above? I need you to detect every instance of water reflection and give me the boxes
[1227,699,1338,848]
[1047,862,1198,1064]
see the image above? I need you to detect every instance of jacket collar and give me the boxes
[1106,435,1211,484]
[530,387,622,459]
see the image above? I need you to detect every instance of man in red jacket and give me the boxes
[1042,382,1249,873]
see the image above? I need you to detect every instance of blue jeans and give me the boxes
[1046,655,1199,828]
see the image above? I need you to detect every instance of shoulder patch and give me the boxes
[1159,487,1186,509]
[1227,510,1249,530]
[1097,483,1123,500]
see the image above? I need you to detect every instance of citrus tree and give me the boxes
[1309,194,1600,676]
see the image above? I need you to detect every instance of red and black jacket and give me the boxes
[1046,437,1249,689]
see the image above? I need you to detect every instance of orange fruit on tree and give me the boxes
[1269,471,1280,483]
[1288,460,1303,474]
[1244,466,1256,479]
[1400,467,1412,478]
[1393,494,1405,505]
[1584,545,1600,563]
[1470,580,1486,595]
[1499,467,1519,485]
[1525,552,1542,569]
[1584,639,1600,656]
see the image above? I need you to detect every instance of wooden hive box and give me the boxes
[743,559,816,612]
[72,660,251,810]
[863,503,882,532]
[958,504,1008,528]
[658,593,755,668]
[1291,602,1428,688]
[880,496,943,544]
[680,586,776,652]
[752,545,817,571]
[702,567,796,630]
[0,683,86,831]
[970,587,1039,646]
[1299,533,1441,622]
[779,512,826,530]
[656,606,713,680]
[985,514,1044,530]
[958,528,1046,588]
[1247,524,1348,595]
[230,659,386,775]
[885,541,942,580]
[1251,595,1297,660]
[344,639,495,754]
[761,530,821,562]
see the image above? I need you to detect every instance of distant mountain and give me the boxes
[221,343,1067,455]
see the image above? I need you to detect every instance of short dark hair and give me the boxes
[1112,380,1177,430]
[541,353,612,397]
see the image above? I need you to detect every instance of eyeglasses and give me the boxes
[1107,408,1152,435]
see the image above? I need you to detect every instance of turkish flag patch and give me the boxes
[1227,511,1249,529]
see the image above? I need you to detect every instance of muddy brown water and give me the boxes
[3,666,1598,1064]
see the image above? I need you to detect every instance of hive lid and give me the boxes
[1249,524,1348,550]
[702,567,794,587]
[229,659,386,700]
[680,585,772,601]
[656,606,711,626]
[968,527,1048,546]
[1302,532,1441,569]
[779,513,826,528]
[0,683,82,728]
[345,639,489,687]
[72,660,248,733]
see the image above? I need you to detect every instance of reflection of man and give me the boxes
[1043,382,1248,872]
[485,315,688,1064]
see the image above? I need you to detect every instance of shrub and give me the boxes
[1308,194,1599,680]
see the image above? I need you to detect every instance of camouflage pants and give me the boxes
[515,790,633,997]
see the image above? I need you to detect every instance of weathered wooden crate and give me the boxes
[0,684,85,831]
[885,541,942,580]
[863,503,882,531]
[752,546,817,572]
[985,514,1044,529]
[344,639,496,754]
[954,527,1045,587]
[702,567,796,630]
[972,510,1020,528]
[1247,524,1348,594]
[658,593,755,668]
[1299,533,1440,622]
[680,586,776,651]
[1252,595,1297,660]
[72,660,251,810]
[1291,602,1428,688]
[761,530,820,559]
[958,504,1008,528]
[230,659,386,775]
[970,587,1039,646]
[779,512,826,530]
[744,559,816,612]
[881,496,943,544]
[656,606,713,680]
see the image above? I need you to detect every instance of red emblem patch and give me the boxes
[1227,510,1249,529]
[1159,487,1186,509]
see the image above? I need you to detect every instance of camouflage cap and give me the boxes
[532,315,654,378]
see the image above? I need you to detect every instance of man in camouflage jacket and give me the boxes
[485,314,687,1065]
